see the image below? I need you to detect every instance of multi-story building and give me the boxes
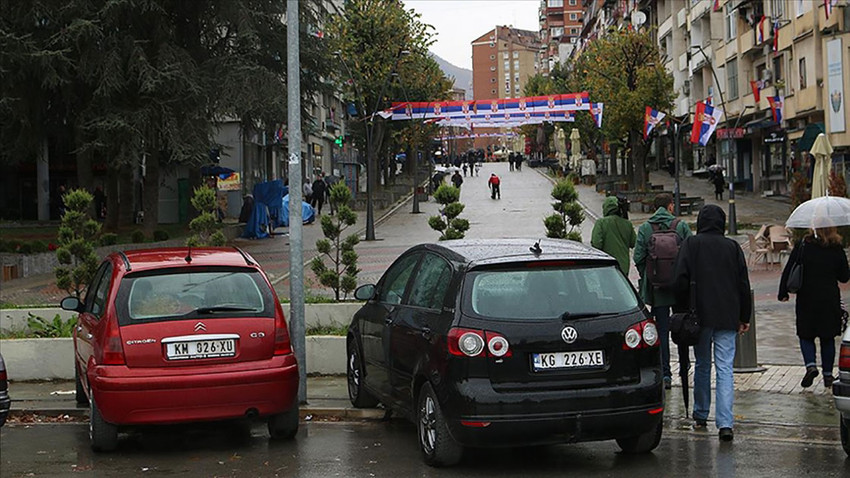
[471,26,543,150]
[539,0,585,74]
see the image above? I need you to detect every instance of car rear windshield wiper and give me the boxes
[560,311,618,320]
[194,306,256,314]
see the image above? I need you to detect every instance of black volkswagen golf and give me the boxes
[347,239,663,466]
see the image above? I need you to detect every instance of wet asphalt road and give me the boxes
[2,418,848,478]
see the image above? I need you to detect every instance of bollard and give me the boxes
[734,289,767,373]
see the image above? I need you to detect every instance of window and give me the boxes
[85,262,113,319]
[571,28,579,34]
[489,42,495,48]
[503,52,509,59]
[773,55,784,84]
[491,89,497,94]
[799,58,807,89]
[569,0,577,5]
[570,36,578,43]
[796,0,810,17]
[770,0,785,20]
[513,60,519,70]
[379,254,420,304]
[514,74,520,82]
[407,254,453,310]
[513,51,519,58]
[490,54,495,60]
[725,5,737,42]
[514,84,520,93]
[490,66,496,71]
[548,0,563,7]
[551,26,564,37]
[504,61,510,71]
[726,58,739,100]
[490,77,496,83]
[570,13,578,20]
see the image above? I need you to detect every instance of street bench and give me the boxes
[678,196,705,215]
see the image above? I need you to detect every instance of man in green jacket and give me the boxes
[633,193,692,389]
[591,196,636,275]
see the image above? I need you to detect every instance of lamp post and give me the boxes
[689,44,737,234]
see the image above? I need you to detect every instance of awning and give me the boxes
[796,122,825,152]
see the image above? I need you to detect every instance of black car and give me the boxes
[347,239,663,466]
[0,353,10,427]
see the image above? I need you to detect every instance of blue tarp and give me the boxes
[241,180,315,239]
[281,194,316,227]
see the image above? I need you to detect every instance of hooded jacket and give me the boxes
[591,197,636,275]
[634,206,692,306]
[673,205,752,330]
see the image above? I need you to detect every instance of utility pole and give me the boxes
[286,0,306,404]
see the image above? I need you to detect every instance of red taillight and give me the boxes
[0,369,7,390]
[485,331,512,358]
[449,328,511,358]
[840,343,850,370]
[648,407,664,415]
[460,420,491,427]
[100,319,125,365]
[623,319,659,350]
[273,312,292,356]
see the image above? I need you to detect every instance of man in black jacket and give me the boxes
[673,204,751,442]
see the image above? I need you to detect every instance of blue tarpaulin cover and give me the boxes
[281,194,316,227]
[241,181,315,238]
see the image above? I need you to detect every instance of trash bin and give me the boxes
[734,289,767,373]
[416,186,428,202]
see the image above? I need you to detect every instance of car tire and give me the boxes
[268,404,299,440]
[75,365,88,405]
[89,398,118,452]
[841,416,850,456]
[347,336,379,408]
[616,419,663,454]
[417,383,463,467]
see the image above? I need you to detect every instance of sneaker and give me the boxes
[824,375,835,388]
[694,418,707,429]
[801,366,819,388]
[663,377,672,390]
[719,427,734,442]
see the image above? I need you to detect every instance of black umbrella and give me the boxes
[678,343,691,417]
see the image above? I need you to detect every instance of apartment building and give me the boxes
[539,0,585,73]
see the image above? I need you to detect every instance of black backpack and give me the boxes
[645,219,682,290]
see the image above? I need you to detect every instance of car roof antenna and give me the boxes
[529,240,542,256]
[185,246,192,263]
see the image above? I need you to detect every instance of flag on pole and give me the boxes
[274,124,285,143]
[590,103,604,128]
[643,107,666,140]
[757,16,766,43]
[705,96,713,107]
[826,0,834,20]
[690,101,723,146]
[713,0,721,12]
[767,95,784,124]
[773,19,780,52]
[750,80,764,102]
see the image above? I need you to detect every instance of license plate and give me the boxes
[532,350,605,371]
[166,339,236,360]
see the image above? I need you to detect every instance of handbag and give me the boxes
[670,242,701,346]
[786,242,804,294]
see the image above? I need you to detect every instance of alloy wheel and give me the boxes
[419,395,437,454]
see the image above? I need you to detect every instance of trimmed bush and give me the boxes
[153,229,170,242]
[131,229,146,243]
[99,233,118,246]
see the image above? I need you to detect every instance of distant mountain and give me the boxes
[431,53,472,99]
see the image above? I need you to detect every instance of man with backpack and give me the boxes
[633,193,692,390]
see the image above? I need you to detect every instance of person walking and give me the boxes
[311,173,327,215]
[508,153,515,172]
[713,169,725,200]
[462,163,468,177]
[778,226,850,389]
[591,197,636,276]
[634,193,692,390]
[451,171,464,190]
[488,173,501,199]
[673,204,751,442]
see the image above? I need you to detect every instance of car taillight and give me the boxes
[449,328,510,358]
[100,319,125,365]
[623,319,659,350]
[273,312,292,356]
[0,369,7,391]
[840,342,850,371]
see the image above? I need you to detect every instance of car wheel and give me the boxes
[268,404,299,440]
[417,383,463,467]
[841,416,850,456]
[89,398,118,452]
[347,336,379,408]
[75,365,88,405]
[616,419,663,454]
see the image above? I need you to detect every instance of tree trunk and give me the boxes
[37,136,50,221]
[143,151,161,237]
[118,163,134,229]
[608,145,617,177]
[105,166,119,232]
[629,132,647,189]
[75,127,93,192]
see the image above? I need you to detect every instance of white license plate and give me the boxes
[166,339,236,360]
[533,350,605,371]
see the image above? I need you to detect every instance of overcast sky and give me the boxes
[403,0,540,70]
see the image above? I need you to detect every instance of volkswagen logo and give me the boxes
[561,326,578,344]
[194,322,207,332]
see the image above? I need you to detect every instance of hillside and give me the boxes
[431,53,472,99]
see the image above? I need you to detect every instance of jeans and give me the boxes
[800,337,836,377]
[693,327,737,430]
[652,305,671,380]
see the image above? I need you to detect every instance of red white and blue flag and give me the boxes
[643,107,665,140]
[773,19,780,52]
[274,124,285,143]
[713,0,721,12]
[767,95,784,124]
[389,92,590,121]
[690,101,723,146]
[826,0,836,20]
[750,80,765,102]
[590,103,604,128]
[758,16,766,43]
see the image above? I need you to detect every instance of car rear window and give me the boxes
[464,264,639,320]
[116,268,275,323]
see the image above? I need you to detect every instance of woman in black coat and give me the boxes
[778,226,850,388]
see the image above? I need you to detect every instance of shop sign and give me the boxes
[217,172,241,191]
[716,128,745,139]
[763,131,786,144]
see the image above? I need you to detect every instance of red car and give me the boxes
[61,247,299,451]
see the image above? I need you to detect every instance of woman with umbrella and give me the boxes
[780,198,850,389]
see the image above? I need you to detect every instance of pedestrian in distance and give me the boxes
[591,196,637,276]
[633,193,692,390]
[468,155,476,176]
[778,225,850,389]
[303,180,313,204]
[516,154,522,171]
[462,163,468,177]
[508,153,515,172]
[713,168,725,201]
[311,173,327,215]
[474,161,481,177]
[324,173,339,216]
[488,173,501,199]
[673,204,751,442]
[451,171,464,190]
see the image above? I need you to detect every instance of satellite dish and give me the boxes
[632,11,647,27]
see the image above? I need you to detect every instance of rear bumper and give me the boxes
[834,381,850,415]
[89,354,298,426]
[440,367,663,447]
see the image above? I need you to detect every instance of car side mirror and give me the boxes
[60,296,83,312]
[354,284,376,301]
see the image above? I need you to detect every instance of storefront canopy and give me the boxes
[796,123,825,153]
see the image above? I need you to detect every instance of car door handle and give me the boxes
[76,326,83,332]
[421,327,432,339]
[86,333,93,340]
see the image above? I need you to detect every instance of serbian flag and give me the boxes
[757,16,766,43]
[643,107,665,140]
[826,0,835,20]
[773,19,780,51]
[767,95,784,123]
[690,101,723,146]
[590,103,604,128]
[713,0,721,12]
[750,80,764,102]
[705,96,713,107]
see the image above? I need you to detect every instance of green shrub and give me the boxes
[99,233,118,246]
[131,229,146,243]
[544,179,584,240]
[310,183,360,301]
[188,186,226,246]
[55,189,101,298]
[26,313,76,338]
[428,184,470,240]
[153,229,170,242]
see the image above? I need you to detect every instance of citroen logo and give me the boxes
[194,322,207,332]
[561,326,578,344]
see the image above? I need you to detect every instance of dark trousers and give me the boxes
[653,305,672,379]
[490,184,500,199]
[800,337,836,376]
[311,196,324,215]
